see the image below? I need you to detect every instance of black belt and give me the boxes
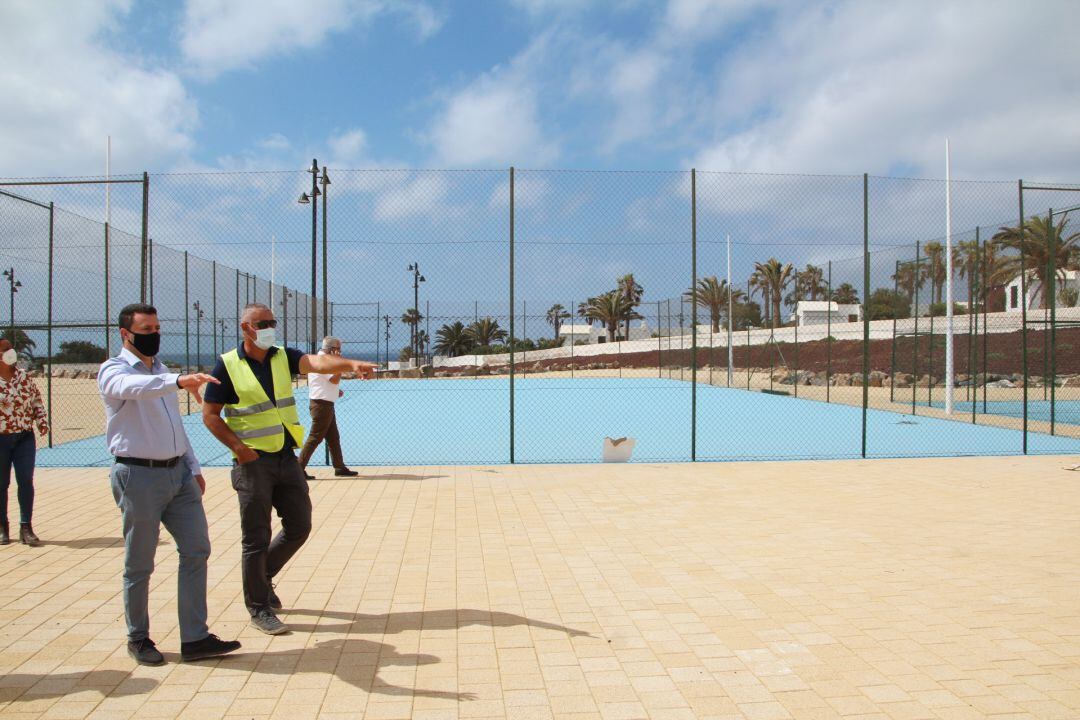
[114,455,182,468]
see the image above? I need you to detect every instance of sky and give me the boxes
[1,0,1079,353]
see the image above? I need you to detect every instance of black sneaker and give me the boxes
[268,581,283,610]
[303,472,316,480]
[181,634,241,662]
[334,468,359,477]
[250,608,289,635]
[127,638,165,666]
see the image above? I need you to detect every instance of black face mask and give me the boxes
[127,331,161,357]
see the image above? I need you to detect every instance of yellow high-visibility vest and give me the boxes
[221,348,305,453]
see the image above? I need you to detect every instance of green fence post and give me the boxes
[184,251,191,415]
[1019,180,1027,453]
[509,166,515,464]
[1049,207,1057,435]
[912,242,921,416]
[691,168,697,461]
[861,173,869,459]
[47,202,54,448]
[890,260,898,403]
[827,261,832,403]
[141,172,149,302]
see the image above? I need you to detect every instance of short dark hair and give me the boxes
[119,303,158,331]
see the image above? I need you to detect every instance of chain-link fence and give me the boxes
[3,169,1079,466]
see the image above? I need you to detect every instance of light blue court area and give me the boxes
[924,399,1080,427]
[36,378,1080,467]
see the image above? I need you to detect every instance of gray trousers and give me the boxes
[110,461,210,643]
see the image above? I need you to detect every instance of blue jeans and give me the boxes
[110,461,211,643]
[0,431,36,524]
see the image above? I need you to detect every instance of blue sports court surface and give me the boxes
[36,378,1080,467]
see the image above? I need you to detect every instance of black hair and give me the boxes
[119,303,158,331]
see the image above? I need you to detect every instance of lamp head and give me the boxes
[297,193,310,205]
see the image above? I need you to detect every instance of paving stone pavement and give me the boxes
[0,456,1078,719]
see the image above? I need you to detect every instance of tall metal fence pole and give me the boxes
[981,231,988,414]
[47,202,54,448]
[972,236,979,424]
[375,301,380,365]
[827,260,832,402]
[861,173,870,459]
[1019,180,1028,453]
[912,242,921,415]
[104,220,111,357]
[1049,207,1057,435]
[235,269,240,347]
[140,172,149,302]
[212,261,218,357]
[890,260,898,403]
[691,168,698,461]
[184,251,191,414]
[148,238,154,305]
[509,166,515,464]
[322,168,329,338]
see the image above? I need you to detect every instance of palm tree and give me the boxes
[545,304,570,340]
[400,307,423,357]
[434,321,472,357]
[580,291,636,342]
[616,274,644,340]
[992,214,1080,309]
[892,260,925,301]
[953,239,980,313]
[2,328,35,360]
[831,283,859,305]
[922,242,947,305]
[752,258,794,329]
[684,276,745,333]
[466,317,508,347]
[415,330,429,359]
[785,264,827,308]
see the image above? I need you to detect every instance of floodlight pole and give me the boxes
[944,139,955,415]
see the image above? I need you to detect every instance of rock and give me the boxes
[988,378,1015,388]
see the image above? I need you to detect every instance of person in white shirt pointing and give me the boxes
[297,336,364,478]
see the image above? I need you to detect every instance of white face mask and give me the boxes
[1,349,16,366]
[254,327,276,350]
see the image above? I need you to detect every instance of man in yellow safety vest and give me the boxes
[202,303,376,635]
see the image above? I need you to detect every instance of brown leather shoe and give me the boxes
[19,523,39,547]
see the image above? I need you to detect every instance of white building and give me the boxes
[788,301,862,326]
[558,319,653,345]
[1005,270,1080,311]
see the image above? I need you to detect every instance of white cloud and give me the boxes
[373,174,450,220]
[0,1,197,176]
[180,0,444,79]
[690,1,1080,179]
[427,53,559,167]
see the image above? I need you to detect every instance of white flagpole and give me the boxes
[726,233,733,386]
[945,139,954,415]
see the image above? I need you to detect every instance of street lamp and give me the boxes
[383,314,392,367]
[297,158,320,354]
[407,262,425,360]
[3,267,21,329]
[193,301,205,370]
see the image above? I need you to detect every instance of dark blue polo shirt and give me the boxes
[204,344,306,448]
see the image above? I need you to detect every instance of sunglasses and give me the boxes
[252,319,278,329]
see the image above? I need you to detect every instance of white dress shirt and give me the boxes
[307,350,340,402]
[98,348,201,473]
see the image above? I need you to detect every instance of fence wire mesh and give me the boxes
[2,169,1078,467]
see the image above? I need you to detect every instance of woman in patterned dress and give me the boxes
[0,338,49,546]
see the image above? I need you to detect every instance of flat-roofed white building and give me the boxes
[1005,270,1080,311]
[789,301,862,326]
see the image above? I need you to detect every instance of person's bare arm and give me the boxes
[299,354,377,377]
[202,401,258,464]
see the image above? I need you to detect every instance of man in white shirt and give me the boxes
[297,336,361,478]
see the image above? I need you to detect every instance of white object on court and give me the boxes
[602,437,635,463]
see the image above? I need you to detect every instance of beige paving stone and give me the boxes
[0,457,1078,720]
